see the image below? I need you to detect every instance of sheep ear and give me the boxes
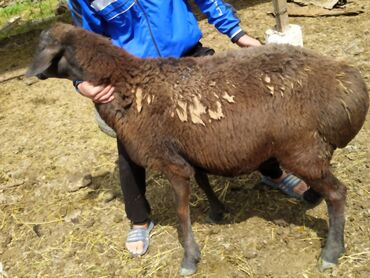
[26,45,62,77]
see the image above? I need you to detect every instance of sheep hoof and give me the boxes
[318,257,337,272]
[179,267,197,276]
[208,210,224,223]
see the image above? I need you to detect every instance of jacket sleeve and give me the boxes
[67,0,105,35]
[193,0,244,41]
[68,0,107,91]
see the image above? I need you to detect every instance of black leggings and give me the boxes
[117,140,150,224]
[117,43,283,224]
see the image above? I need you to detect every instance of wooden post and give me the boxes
[272,0,289,32]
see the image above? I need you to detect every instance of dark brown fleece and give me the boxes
[44,24,369,181]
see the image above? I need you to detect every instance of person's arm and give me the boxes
[193,0,261,47]
[68,0,114,103]
[68,0,105,33]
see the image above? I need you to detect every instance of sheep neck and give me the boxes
[79,53,144,94]
[69,30,153,97]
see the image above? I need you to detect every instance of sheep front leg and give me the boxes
[164,164,200,276]
[306,172,346,270]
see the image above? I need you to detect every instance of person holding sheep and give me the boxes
[67,0,314,257]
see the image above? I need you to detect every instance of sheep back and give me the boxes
[94,44,368,176]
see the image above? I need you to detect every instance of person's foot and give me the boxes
[125,220,154,256]
[262,172,322,205]
[270,172,309,196]
[261,171,309,199]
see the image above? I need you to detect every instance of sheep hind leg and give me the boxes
[278,137,344,270]
[162,161,200,276]
[194,169,226,222]
[304,172,346,271]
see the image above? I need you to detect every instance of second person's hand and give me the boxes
[236,34,262,48]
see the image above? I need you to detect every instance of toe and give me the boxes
[126,241,144,255]
[295,182,309,195]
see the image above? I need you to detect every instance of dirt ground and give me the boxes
[0,0,369,277]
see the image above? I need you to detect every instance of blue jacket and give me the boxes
[68,0,243,58]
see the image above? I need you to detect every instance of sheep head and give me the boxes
[26,23,84,81]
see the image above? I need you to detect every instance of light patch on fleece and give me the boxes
[189,96,207,126]
[222,92,235,103]
[208,101,224,120]
[176,100,188,122]
[266,85,274,95]
[172,90,236,125]
[135,87,143,112]
[147,94,152,104]
[263,74,274,95]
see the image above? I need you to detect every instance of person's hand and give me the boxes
[77,81,115,103]
[235,34,262,48]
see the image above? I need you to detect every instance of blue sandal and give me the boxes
[126,220,154,256]
[261,174,304,200]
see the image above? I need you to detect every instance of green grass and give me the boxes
[0,0,60,23]
[0,0,66,40]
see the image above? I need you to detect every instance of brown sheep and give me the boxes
[27,23,369,276]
